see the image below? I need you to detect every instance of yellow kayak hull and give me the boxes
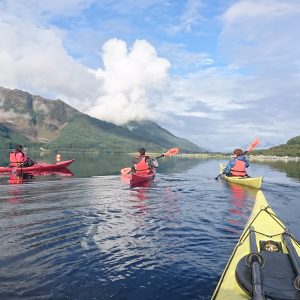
[220,164,263,189]
[212,190,300,299]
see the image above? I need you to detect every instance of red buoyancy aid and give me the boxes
[9,151,19,167]
[9,151,25,167]
[135,157,151,175]
[230,159,247,176]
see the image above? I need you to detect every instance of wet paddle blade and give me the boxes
[121,167,131,175]
[164,147,180,157]
[247,138,260,152]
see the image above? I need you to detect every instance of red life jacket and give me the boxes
[231,159,247,176]
[9,151,25,167]
[135,156,151,175]
[9,151,18,167]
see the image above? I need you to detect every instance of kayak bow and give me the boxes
[131,169,156,186]
[220,164,263,189]
[212,190,300,299]
[121,168,156,186]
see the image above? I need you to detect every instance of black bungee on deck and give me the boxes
[236,250,300,300]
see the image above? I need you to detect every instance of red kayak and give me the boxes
[8,168,74,184]
[0,159,74,173]
[122,168,156,186]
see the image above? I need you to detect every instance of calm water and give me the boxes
[0,151,300,299]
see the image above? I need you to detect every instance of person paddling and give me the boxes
[223,148,249,177]
[132,148,157,175]
[10,144,35,167]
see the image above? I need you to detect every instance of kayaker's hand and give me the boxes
[152,159,159,168]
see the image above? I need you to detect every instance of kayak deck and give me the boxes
[212,190,300,299]
[220,163,263,189]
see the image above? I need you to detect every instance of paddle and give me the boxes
[215,138,260,180]
[248,226,265,299]
[120,147,180,175]
[155,147,180,159]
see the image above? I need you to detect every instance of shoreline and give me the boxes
[176,153,300,161]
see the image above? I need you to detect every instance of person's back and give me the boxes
[10,145,26,167]
[10,145,35,167]
[132,148,153,175]
[223,148,249,177]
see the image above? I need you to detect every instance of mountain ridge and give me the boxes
[0,86,203,153]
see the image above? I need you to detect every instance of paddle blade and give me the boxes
[247,138,260,152]
[121,167,131,175]
[163,147,180,157]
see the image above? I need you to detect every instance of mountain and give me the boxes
[0,86,202,153]
[124,120,203,153]
[0,123,31,148]
[254,135,300,157]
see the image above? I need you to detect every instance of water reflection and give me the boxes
[7,168,73,184]
[254,159,300,181]
[6,186,25,204]
[131,187,151,216]
[224,182,256,233]
[0,150,205,179]
[1,150,300,182]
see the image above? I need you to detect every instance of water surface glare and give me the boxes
[0,159,299,299]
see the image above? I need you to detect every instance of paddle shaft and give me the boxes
[121,148,179,174]
[283,233,300,290]
[215,174,222,180]
[249,226,265,300]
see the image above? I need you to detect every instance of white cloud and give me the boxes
[0,17,101,110]
[167,0,204,34]
[220,0,300,71]
[223,0,300,23]
[0,0,300,151]
[87,38,170,124]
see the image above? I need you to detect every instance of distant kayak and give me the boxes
[121,168,156,186]
[220,163,263,189]
[0,159,74,173]
[212,190,300,299]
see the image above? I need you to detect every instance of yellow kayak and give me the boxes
[212,190,300,299]
[220,164,263,189]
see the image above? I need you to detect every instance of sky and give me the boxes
[0,0,300,151]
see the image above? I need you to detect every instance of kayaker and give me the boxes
[132,148,157,175]
[223,148,249,177]
[9,144,36,167]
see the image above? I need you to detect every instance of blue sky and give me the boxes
[0,0,300,151]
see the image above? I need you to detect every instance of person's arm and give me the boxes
[243,156,250,168]
[145,157,155,167]
[223,160,235,175]
[131,156,141,172]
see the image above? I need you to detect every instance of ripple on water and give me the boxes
[0,162,299,299]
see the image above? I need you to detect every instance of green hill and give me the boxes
[49,115,159,152]
[254,135,300,157]
[124,120,204,153]
[0,123,31,148]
